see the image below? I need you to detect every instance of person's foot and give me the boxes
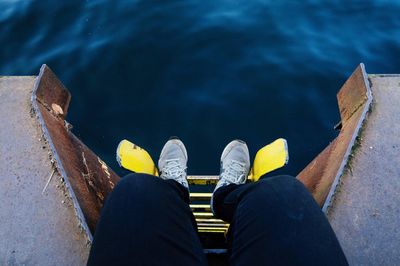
[158,138,189,189]
[213,140,250,193]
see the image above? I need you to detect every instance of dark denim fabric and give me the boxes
[88,174,347,266]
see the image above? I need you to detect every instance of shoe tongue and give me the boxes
[162,159,183,177]
[231,159,244,165]
[221,160,244,180]
[229,160,245,170]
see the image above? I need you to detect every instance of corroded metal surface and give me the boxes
[297,64,372,210]
[35,66,71,118]
[32,65,120,237]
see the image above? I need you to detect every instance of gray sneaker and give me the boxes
[211,140,250,213]
[158,138,189,189]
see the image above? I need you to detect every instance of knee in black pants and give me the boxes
[227,175,348,266]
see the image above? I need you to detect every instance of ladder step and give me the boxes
[198,230,226,233]
[190,193,212,199]
[195,218,225,223]
[199,231,226,234]
[187,175,219,185]
[197,223,229,228]
[190,204,211,210]
[203,249,228,254]
[198,227,228,233]
[193,212,214,217]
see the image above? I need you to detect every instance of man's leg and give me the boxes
[87,173,207,266]
[212,175,348,266]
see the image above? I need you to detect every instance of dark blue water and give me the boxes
[2,1,400,176]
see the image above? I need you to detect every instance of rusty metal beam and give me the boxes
[297,63,372,212]
[32,65,120,240]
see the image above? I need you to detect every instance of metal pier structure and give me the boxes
[0,64,399,265]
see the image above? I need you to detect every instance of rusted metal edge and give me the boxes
[322,63,372,213]
[31,65,93,241]
[31,65,120,242]
[297,63,372,213]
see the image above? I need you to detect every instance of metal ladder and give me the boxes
[188,175,229,234]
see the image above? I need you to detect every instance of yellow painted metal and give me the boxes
[190,204,211,209]
[198,223,229,227]
[190,193,212,199]
[116,138,288,183]
[116,139,159,176]
[195,218,225,223]
[193,212,214,217]
[197,226,228,232]
[198,229,226,233]
[249,138,289,182]
[187,175,219,185]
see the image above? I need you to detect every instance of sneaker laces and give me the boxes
[221,159,247,184]
[160,159,186,180]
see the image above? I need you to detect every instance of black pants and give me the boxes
[87,174,348,266]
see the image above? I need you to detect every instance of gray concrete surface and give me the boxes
[0,77,89,265]
[328,75,400,265]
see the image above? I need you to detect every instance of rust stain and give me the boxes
[98,157,115,189]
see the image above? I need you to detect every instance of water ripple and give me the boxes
[1,0,400,175]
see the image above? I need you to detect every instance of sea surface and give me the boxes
[1,0,400,176]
